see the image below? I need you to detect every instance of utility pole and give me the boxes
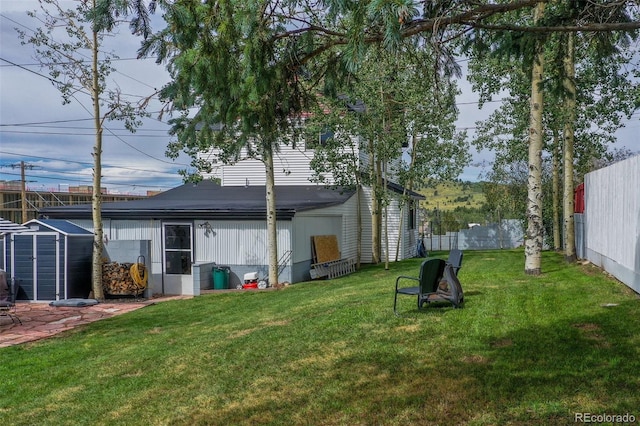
[6,161,35,223]
[21,161,27,223]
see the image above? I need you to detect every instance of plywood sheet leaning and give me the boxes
[312,235,341,263]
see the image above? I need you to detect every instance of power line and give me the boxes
[0,118,95,126]
[0,166,177,180]
[0,129,171,137]
[0,124,170,132]
[102,126,188,165]
[0,56,160,67]
[0,112,168,127]
[0,12,159,91]
[1,46,175,165]
[0,169,179,189]
[0,56,76,88]
[0,55,162,104]
[0,150,186,175]
[0,57,182,165]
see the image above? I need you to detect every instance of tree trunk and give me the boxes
[524,2,546,276]
[91,17,105,300]
[562,32,577,263]
[383,160,389,270]
[552,130,561,251]
[395,134,419,262]
[394,199,404,263]
[356,183,362,269]
[264,144,279,286]
[369,147,382,264]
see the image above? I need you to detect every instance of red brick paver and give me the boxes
[0,296,189,347]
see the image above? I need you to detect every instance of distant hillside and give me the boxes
[419,181,486,212]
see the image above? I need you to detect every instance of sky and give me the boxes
[1,1,638,195]
[0,1,190,195]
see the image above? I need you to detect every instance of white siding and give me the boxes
[199,136,402,187]
[71,219,155,243]
[357,142,404,184]
[111,220,154,240]
[201,144,336,186]
[292,216,342,263]
[584,154,640,292]
[360,187,374,264]
[360,187,416,263]
[68,219,154,241]
[293,193,359,263]
[150,220,163,280]
[341,195,360,261]
[194,219,292,266]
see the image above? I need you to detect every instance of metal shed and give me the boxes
[5,219,93,301]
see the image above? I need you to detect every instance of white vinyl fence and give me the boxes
[422,220,524,252]
[581,154,640,294]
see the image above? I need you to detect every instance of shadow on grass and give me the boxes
[463,299,640,423]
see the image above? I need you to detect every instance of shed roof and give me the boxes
[39,181,357,220]
[24,219,94,236]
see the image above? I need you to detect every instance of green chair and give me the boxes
[420,264,465,309]
[446,249,464,276]
[393,258,445,316]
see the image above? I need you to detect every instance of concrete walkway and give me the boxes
[0,296,189,348]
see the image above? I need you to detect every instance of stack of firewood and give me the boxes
[102,262,144,296]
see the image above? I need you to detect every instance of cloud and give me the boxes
[1,4,188,194]
[2,1,638,197]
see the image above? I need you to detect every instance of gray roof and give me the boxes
[24,219,94,236]
[39,181,357,220]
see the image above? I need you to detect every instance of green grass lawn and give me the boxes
[1,250,639,425]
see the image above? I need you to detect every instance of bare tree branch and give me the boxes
[466,21,640,32]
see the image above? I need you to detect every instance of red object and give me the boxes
[242,281,258,289]
[574,183,585,213]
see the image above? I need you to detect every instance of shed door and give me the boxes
[11,233,59,301]
[162,223,193,295]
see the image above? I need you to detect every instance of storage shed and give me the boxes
[4,219,93,301]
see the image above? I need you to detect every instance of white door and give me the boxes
[162,223,193,295]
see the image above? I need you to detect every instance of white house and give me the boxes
[39,130,423,297]
[40,182,367,295]
[199,134,419,265]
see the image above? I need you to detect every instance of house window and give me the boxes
[305,127,334,150]
[164,224,192,275]
[409,201,417,230]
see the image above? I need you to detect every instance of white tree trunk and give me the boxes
[356,183,362,269]
[562,32,577,262]
[552,131,561,251]
[91,17,104,300]
[395,134,419,262]
[264,145,279,286]
[524,2,546,275]
[369,148,382,264]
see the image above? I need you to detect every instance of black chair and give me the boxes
[0,270,22,325]
[420,264,465,309]
[446,249,464,276]
[394,258,446,316]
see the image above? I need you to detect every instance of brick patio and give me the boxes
[0,296,190,347]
